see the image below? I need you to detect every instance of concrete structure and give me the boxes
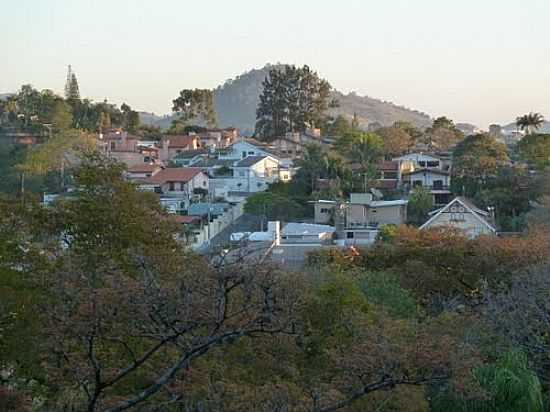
[280,223,335,244]
[420,197,497,238]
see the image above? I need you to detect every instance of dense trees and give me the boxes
[172,88,217,128]
[424,116,464,150]
[518,133,550,169]
[255,65,337,140]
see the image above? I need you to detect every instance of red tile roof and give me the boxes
[144,168,204,184]
[378,161,399,171]
[162,135,200,149]
[171,215,202,224]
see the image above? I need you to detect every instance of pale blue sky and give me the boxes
[2,0,549,128]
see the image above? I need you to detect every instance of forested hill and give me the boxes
[141,64,433,134]
[213,64,432,134]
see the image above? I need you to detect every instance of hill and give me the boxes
[141,64,433,134]
[504,120,550,134]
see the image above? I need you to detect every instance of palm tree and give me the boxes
[516,112,545,135]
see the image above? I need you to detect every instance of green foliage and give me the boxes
[408,186,434,225]
[172,89,217,128]
[244,191,304,222]
[433,351,544,412]
[518,133,550,170]
[358,271,418,319]
[453,134,509,180]
[516,112,545,135]
[255,64,336,140]
[425,116,465,150]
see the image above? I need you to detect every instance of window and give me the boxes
[110,141,116,150]
[433,180,443,190]
[176,150,182,154]
[242,151,247,158]
[346,232,354,239]
[169,182,175,191]
[179,182,185,191]
[418,161,426,167]
[450,213,465,222]
[248,151,254,155]
[320,208,331,214]
[257,182,262,187]
[203,181,207,187]
[239,171,245,177]
[413,180,423,187]
[427,161,440,168]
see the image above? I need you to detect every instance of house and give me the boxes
[401,168,452,205]
[375,161,400,191]
[159,135,202,162]
[393,152,452,173]
[218,138,280,161]
[98,130,150,166]
[271,130,323,159]
[140,167,209,201]
[171,149,208,167]
[420,197,497,238]
[280,223,335,245]
[126,163,162,181]
[198,128,238,150]
[312,193,408,228]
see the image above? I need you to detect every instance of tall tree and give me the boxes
[516,112,545,135]
[255,65,337,140]
[425,116,464,150]
[64,65,81,102]
[338,131,384,191]
[376,125,414,157]
[172,89,217,128]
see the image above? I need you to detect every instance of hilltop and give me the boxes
[141,64,433,134]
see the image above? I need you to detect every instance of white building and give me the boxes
[420,197,497,238]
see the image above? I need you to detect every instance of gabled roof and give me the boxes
[144,168,204,185]
[403,168,450,176]
[420,197,496,233]
[161,135,199,149]
[234,155,270,167]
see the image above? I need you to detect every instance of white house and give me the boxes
[219,139,279,161]
[420,197,497,238]
[401,168,452,205]
[139,168,209,212]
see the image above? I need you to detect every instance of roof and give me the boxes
[420,197,496,233]
[162,135,199,149]
[282,223,335,236]
[394,152,443,161]
[231,138,283,158]
[369,200,408,207]
[173,149,208,159]
[144,168,204,184]
[170,215,202,224]
[403,168,450,176]
[234,155,269,167]
[188,203,229,216]
[127,163,161,173]
[378,161,399,171]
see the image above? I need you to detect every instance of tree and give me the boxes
[64,65,81,102]
[407,186,434,225]
[244,191,304,228]
[172,89,217,128]
[376,125,414,157]
[325,114,351,138]
[425,117,464,150]
[452,133,509,182]
[51,100,73,132]
[338,131,384,191]
[120,102,140,133]
[255,65,336,140]
[26,154,300,411]
[516,112,545,135]
[433,351,544,412]
[518,133,550,169]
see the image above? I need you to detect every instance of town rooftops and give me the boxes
[161,135,200,148]
[234,155,270,167]
[173,149,208,158]
[144,167,204,184]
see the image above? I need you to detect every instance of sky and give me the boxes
[1,0,549,129]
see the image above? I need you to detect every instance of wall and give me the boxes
[190,202,245,249]
[424,210,494,238]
